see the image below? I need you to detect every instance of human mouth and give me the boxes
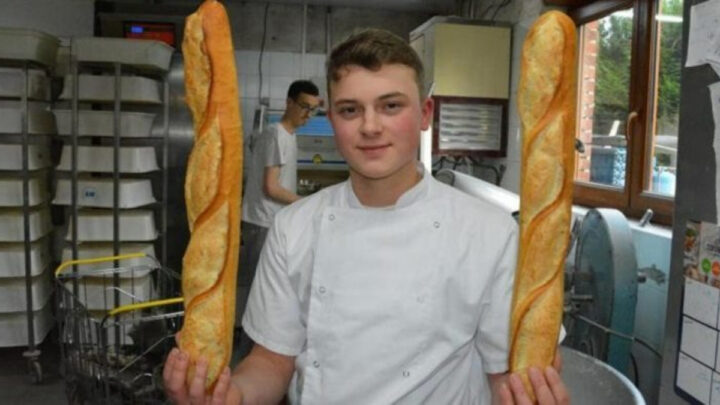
[357,144,390,157]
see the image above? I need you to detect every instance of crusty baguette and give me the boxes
[178,0,243,390]
[509,10,576,400]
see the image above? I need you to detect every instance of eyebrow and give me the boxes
[333,92,408,105]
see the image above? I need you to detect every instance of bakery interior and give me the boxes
[0,0,713,403]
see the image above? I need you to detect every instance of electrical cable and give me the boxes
[258,3,270,102]
[490,0,512,21]
[630,352,640,386]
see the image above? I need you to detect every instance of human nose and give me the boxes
[360,109,382,136]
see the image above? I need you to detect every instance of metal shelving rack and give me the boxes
[0,58,56,383]
[54,41,170,359]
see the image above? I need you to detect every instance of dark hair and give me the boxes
[326,28,424,97]
[287,80,320,100]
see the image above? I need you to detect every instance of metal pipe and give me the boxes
[112,62,122,357]
[21,61,35,353]
[162,78,170,269]
[301,2,308,79]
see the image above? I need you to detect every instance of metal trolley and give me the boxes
[55,252,183,404]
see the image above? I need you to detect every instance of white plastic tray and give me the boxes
[0,270,52,313]
[0,173,48,207]
[66,209,158,242]
[0,105,56,135]
[0,301,53,347]
[0,206,52,242]
[53,110,157,137]
[64,271,154,311]
[0,28,60,68]
[53,178,156,208]
[0,144,52,170]
[59,74,162,104]
[0,68,50,100]
[60,243,156,278]
[72,37,174,72]
[0,239,50,278]
[56,145,159,173]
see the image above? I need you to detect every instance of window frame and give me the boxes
[569,0,675,225]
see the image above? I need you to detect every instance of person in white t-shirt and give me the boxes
[238,80,321,356]
[165,29,568,405]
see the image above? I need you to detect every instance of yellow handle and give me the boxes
[54,252,148,277]
[108,297,184,317]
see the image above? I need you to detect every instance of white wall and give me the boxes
[0,0,93,41]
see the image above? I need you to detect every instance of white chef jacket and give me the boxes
[242,122,298,228]
[242,168,518,404]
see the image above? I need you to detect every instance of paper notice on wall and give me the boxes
[687,0,720,68]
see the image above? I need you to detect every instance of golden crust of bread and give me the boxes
[179,0,243,391]
[509,10,577,401]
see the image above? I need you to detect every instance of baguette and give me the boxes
[509,10,576,400]
[178,0,243,390]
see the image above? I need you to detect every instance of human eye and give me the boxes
[382,100,405,114]
[336,105,360,119]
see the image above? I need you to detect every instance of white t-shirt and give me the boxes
[243,169,519,404]
[242,122,298,228]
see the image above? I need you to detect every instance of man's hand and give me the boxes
[492,352,568,405]
[498,365,569,405]
[163,348,241,404]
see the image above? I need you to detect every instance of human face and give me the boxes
[287,92,321,128]
[328,64,433,183]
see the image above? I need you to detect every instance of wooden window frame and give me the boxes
[569,0,675,225]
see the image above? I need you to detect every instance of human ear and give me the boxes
[420,97,434,130]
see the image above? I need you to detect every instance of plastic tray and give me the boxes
[0,301,53,347]
[0,239,50,278]
[0,144,52,170]
[56,145,159,173]
[0,269,52,313]
[53,178,156,208]
[64,271,155,311]
[0,68,50,100]
[0,206,52,242]
[53,110,157,137]
[66,209,158,242]
[0,28,60,68]
[60,243,156,278]
[72,37,174,72]
[0,105,56,135]
[59,74,162,104]
[0,173,48,207]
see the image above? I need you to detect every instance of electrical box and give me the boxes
[410,17,511,157]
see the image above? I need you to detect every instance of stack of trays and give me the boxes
[0,28,58,347]
[53,36,170,317]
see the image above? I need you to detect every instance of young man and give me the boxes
[237,80,320,356]
[165,29,568,405]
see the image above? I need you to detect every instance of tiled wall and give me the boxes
[235,50,328,136]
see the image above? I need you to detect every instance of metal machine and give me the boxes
[436,169,645,377]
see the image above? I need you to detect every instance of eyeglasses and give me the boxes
[294,100,319,115]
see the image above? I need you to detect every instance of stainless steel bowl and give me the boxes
[559,346,645,404]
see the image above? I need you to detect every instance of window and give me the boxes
[571,0,683,225]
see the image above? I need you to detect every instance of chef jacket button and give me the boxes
[329,214,335,221]
[433,221,440,228]
[313,361,321,368]
[319,286,327,294]
[402,370,410,378]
